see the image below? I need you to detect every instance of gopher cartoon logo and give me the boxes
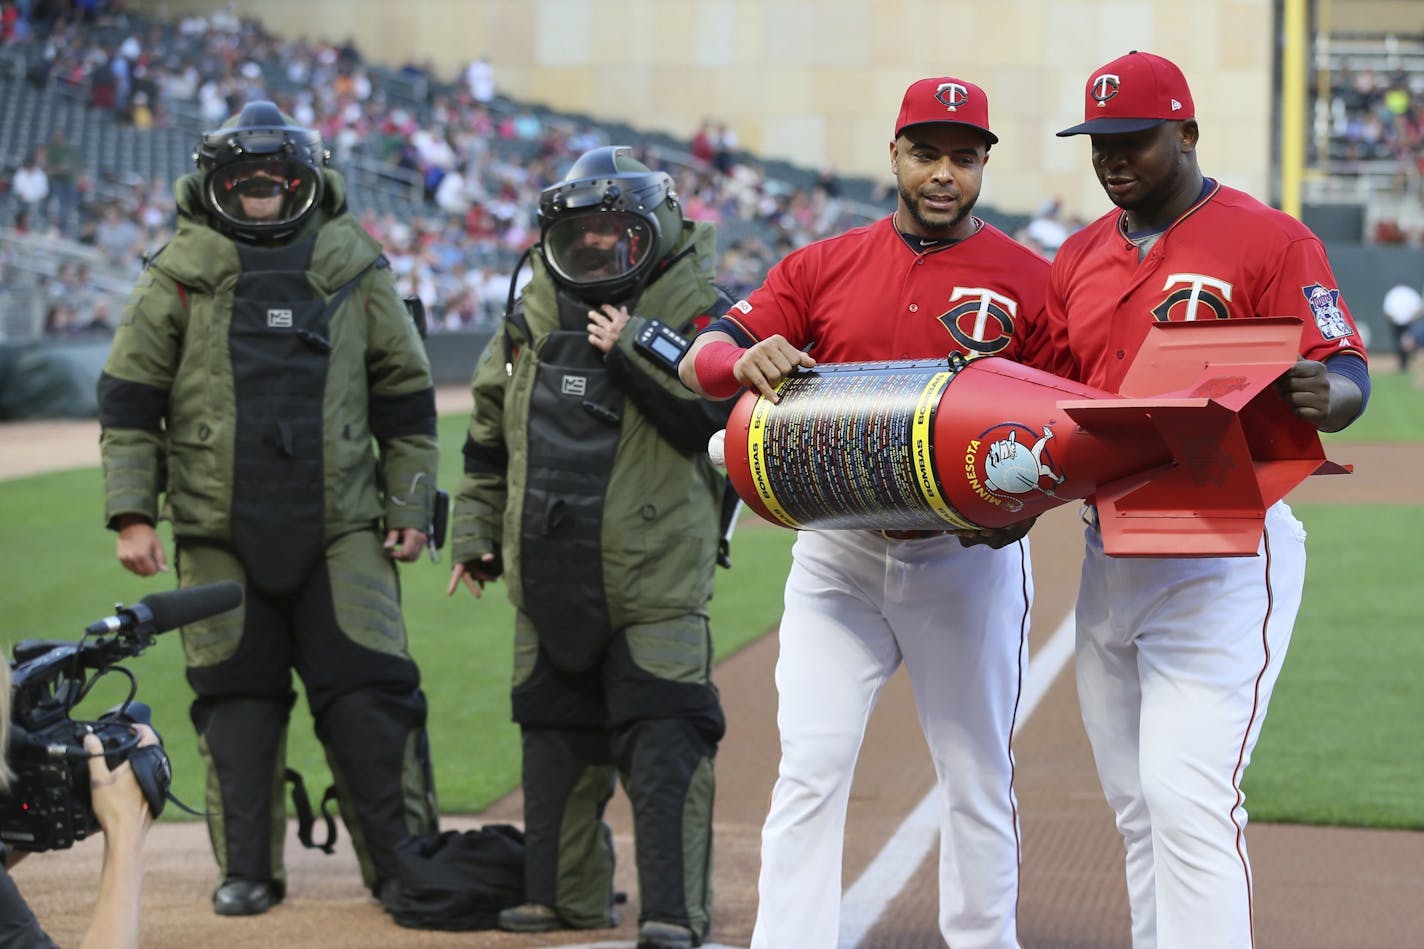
[1302,283,1352,341]
[982,425,1066,507]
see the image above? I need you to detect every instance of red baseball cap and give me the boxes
[1056,50,1195,136]
[894,76,998,145]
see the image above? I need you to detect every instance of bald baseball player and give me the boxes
[1049,51,1369,947]
[679,76,1064,949]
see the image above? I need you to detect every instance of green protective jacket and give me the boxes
[98,168,438,542]
[452,220,731,632]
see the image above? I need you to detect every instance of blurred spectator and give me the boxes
[89,47,118,109]
[690,120,715,167]
[87,297,118,334]
[138,177,176,235]
[93,204,144,268]
[46,295,116,336]
[44,260,94,314]
[1024,196,1071,257]
[464,54,495,104]
[1383,281,1423,371]
[45,130,78,234]
[712,122,738,176]
[1,0,30,42]
[11,150,49,228]
[434,164,476,215]
[129,90,154,129]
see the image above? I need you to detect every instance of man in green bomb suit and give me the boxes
[448,146,733,949]
[97,101,440,918]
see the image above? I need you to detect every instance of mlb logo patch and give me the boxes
[1301,283,1351,340]
[561,375,587,397]
[267,308,293,328]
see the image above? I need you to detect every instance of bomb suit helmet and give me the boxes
[538,146,684,305]
[194,100,329,243]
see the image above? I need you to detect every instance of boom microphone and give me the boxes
[144,581,243,632]
[84,581,244,637]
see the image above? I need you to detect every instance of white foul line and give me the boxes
[835,610,1077,949]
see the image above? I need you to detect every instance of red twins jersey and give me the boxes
[720,216,1060,371]
[1046,180,1368,391]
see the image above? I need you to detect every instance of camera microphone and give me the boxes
[84,581,244,637]
[145,581,243,633]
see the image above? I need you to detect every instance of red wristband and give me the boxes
[694,341,745,399]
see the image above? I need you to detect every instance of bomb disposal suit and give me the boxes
[97,103,439,914]
[450,147,731,941]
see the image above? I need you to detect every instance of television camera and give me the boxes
[1,581,243,852]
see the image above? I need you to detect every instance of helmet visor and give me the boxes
[206,157,319,230]
[542,211,656,289]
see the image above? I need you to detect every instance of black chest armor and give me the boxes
[517,289,629,670]
[229,237,370,593]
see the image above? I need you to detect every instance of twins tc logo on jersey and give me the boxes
[937,287,1018,354]
[963,423,1066,512]
[1150,273,1233,322]
[935,82,970,111]
[1302,283,1353,340]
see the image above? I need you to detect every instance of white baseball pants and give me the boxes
[751,528,1031,949]
[1075,501,1307,948]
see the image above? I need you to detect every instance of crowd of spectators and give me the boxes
[39,257,117,334]
[3,0,907,337]
[1321,37,1424,244]
[1326,60,1424,182]
[40,4,1417,337]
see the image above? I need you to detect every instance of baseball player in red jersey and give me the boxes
[1049,51,1369,948]
[679,77,1060,949]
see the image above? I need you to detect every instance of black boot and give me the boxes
[213,878,284,916]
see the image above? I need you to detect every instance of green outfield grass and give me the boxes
[1321,369,1423,443]
[1242,503,1424,829]
[1,382,1419,827]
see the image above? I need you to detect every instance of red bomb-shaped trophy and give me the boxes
[712,319,1349,557]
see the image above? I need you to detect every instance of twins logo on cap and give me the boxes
[1092,74,1120,107]
[1058,51,1195,136]
[935,83,970,112]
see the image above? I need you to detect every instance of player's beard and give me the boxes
[899,183,977,235]
[899,186,979,235]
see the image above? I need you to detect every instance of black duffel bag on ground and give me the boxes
[386,824,526,930]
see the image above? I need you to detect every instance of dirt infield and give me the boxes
[4,414,1422,948]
